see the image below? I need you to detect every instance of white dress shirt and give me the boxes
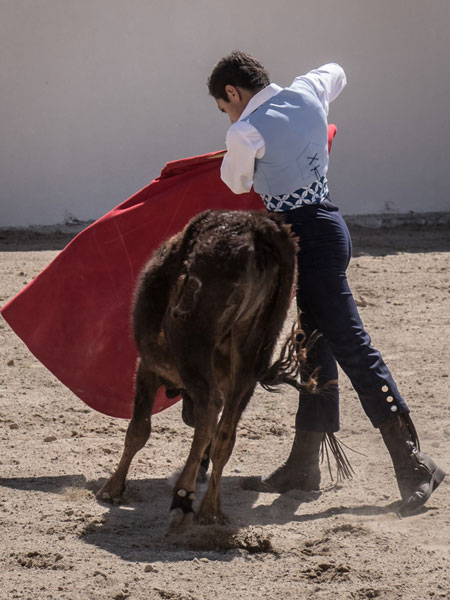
[221,63,347,195]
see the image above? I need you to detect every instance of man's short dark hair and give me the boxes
[207,51,270,101]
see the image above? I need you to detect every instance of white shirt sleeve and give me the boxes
[220,121,265,194]
[291,63,347,115]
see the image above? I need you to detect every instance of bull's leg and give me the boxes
[168,396,220,533]
[198,386,254,524]
[97,362,159,503]
[181,390,211,482]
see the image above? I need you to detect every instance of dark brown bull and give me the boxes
[97,209,304,530]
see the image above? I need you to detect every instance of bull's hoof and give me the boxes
[96,481,124,504]
[171,488,195,514]
[167,508,194,534]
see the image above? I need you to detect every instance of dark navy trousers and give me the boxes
[281,200,409,432]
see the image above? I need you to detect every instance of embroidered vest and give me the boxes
[246,80,329,196]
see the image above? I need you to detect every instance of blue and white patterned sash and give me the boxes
[261,176,328,212]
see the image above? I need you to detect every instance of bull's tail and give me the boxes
[259,322,320,394]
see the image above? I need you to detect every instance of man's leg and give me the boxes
[295,305,340,433]
[298,209,445,512]
[245,203,445,510]
[301,263,409,427]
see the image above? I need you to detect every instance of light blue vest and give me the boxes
[246,80,329,196]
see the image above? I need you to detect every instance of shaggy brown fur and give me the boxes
[97,209,303,531]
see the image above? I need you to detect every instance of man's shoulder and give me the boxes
[226,120,265,152]
[227,120,260,139]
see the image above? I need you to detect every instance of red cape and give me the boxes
[1,125,337,419]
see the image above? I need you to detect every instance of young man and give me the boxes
[207,51,445,516]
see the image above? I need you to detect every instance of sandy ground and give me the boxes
[0,223,449,600]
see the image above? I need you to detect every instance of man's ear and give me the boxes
[225,84,240,102]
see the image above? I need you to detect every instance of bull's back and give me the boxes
[173,211,295,319]
[133,210,296,380]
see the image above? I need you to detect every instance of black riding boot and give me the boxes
[379,413,446,516]
[242,430,324,492]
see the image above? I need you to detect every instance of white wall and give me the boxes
[1,0,449,227]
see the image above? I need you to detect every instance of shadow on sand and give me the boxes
[0,472,408,564]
